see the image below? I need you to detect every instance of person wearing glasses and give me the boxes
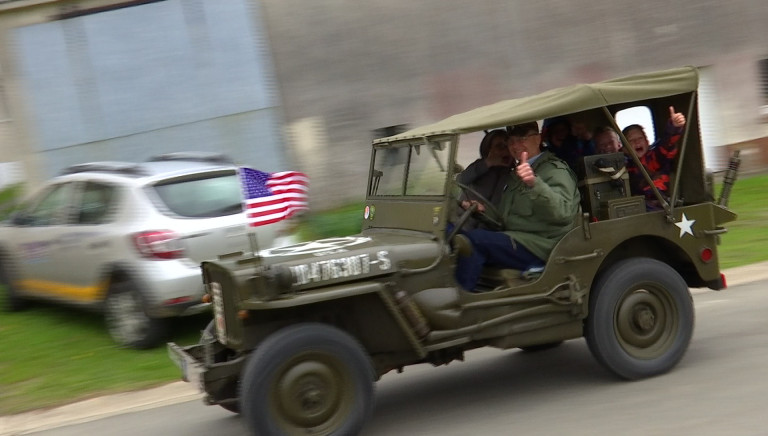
[455,121,580,292]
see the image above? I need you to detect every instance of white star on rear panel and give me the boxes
[675,213,696,238]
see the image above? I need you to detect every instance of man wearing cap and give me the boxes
[456,121,581,292]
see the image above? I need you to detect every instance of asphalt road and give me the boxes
[14,278,768,436]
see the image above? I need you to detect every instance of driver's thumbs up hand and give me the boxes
[516,151,535,187]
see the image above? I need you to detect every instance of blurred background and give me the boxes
[2,0,768,418]
[1,0,768,211]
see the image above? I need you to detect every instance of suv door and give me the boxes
[9,182,75,298]
[52,181,120,302]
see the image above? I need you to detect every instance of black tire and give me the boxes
[200,320,240,414]
[519,341,564,352]
[104,281,168,349]
[240,323,375,436]
[585,258,694,380]
[0,260,26,312]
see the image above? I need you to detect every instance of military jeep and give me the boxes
[168,66,739,436]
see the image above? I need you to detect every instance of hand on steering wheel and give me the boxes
[453,181,504,231]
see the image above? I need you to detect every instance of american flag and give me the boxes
[240,167,309,227]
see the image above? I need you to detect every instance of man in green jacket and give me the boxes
[456,121,581,291]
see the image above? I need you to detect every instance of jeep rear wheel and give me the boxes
[585,258,694,380]
[104,281,167,349]
[240,323,375,436]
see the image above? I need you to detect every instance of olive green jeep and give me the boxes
[168,66,739,435]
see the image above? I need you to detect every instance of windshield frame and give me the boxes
[366,134,457,200]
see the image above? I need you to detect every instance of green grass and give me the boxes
[716,173,768,269]
[0,300,204,415]
[295,202,365,240]
[0,174,766,416]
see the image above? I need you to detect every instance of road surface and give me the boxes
[11,278,768,436]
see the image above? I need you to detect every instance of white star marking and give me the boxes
[260,237,372,256]
[675,213,696,238]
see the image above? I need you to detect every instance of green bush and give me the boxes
[296,202,365,240]
[0,183,23,221]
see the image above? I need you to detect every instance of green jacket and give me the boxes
[500,151,580,260]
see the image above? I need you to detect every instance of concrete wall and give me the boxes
[0,0,288,191]
[3,0,768,207]
[259,0,768,207]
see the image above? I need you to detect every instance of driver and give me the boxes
[455,129,511,230]
[455,121,580,292]
[457,129,512,206]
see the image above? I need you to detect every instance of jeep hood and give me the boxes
[253,231,442,291]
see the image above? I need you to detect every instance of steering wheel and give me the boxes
[452,181,504,232]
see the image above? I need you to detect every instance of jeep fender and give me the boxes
[239,280,428,368]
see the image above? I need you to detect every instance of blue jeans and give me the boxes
[455,229,544,291]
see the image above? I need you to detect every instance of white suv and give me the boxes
[0,153,293,348]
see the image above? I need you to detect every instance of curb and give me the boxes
[2,261,767,435]
[1,382,201,435]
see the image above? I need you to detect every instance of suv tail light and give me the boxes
[133,230,185,259]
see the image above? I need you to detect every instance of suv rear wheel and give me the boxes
[105,281,167,349]
[585,258,694,380]
[240,323,375,436]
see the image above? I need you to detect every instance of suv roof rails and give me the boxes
[60,162,147,176]
[147,152,234,165]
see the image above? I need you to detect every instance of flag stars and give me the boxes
[675,213,696,238]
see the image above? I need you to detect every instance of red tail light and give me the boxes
[133,230,184,259]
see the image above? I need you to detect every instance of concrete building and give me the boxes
[2,0,768,207]
[0,0,289,190]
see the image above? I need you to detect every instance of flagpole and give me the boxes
[238,166,261,259]
[249,231,261,260]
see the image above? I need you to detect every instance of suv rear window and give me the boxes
[152,171,244,218]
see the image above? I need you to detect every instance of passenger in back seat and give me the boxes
[593,126,622,155]
[622,106,686,210]
[455,121,581,292]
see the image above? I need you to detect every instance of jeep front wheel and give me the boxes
[240,323,375,436]
[585,258,694,380]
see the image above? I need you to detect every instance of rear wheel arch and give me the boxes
[596,235,704,287]
[98,262,140,302]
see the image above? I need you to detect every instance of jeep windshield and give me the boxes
[368,136,454,197]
